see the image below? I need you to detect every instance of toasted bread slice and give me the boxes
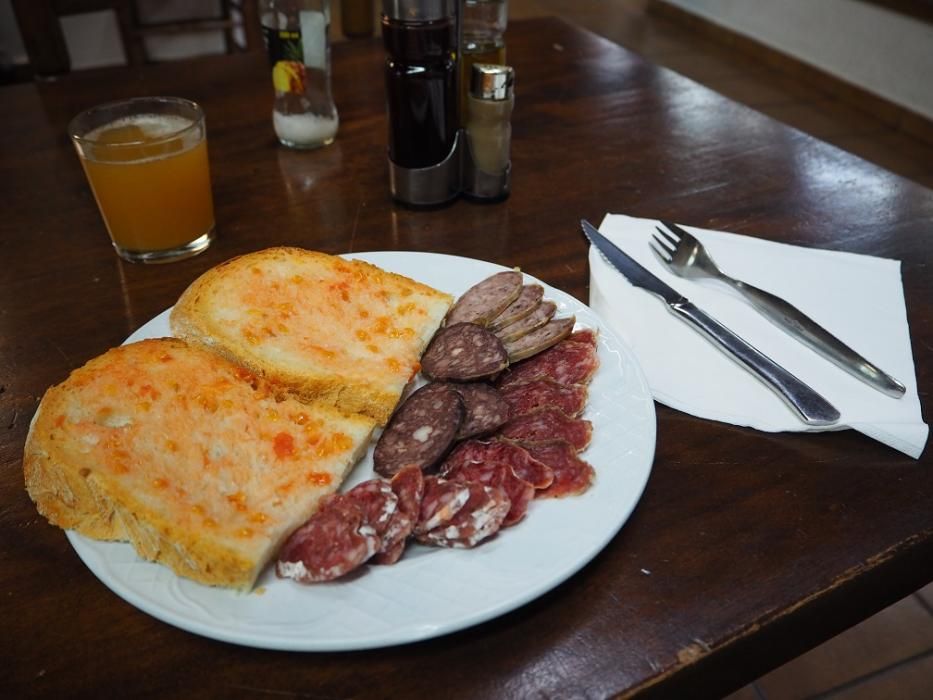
[170,248,452,425]
[23,338,376,590]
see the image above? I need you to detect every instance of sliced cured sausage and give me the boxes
[372,466,424,565]
[417,481,511,548]
[440,458,534,527]
[498,407,593,452]
[421,322,509,382]
[493,300,556,344]
[276,494,380,583]
[345,479,399,538]
[500,378,588,418]
[415,475,472,534]
[517,439,595,498]
[488,284,544,332]
[446,270,523,327]
[497,331,600,390]
[373,383,464,477]
[504,316,576,362]
[566,328,598,346]
[451,382,511,440]
[389,465,425,519]
[441,439,554,491]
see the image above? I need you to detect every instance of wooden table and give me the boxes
[3,17,932,699]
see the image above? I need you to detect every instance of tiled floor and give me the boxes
[505,1,933,698]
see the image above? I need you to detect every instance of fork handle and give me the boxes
[670,301,840,426]
[724,279,906,398]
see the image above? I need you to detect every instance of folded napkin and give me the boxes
[588,213,928,459]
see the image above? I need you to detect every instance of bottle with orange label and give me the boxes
[260,0,339,149]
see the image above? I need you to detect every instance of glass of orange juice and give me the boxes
[68,96,215,264]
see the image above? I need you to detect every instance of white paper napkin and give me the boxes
[588,213,928,459]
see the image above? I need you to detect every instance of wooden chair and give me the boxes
[11,0,262,77]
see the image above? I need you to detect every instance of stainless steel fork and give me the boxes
[650,220,906,398]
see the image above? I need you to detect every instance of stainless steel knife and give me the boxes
[581,219,840,426]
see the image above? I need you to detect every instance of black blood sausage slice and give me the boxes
[504,316,576,363]
[421,322,509,382]
[452,382,511,439]
[373,383,464,477]
[445,270,524,327]
[489,284,544,332]
[494,300,557,344]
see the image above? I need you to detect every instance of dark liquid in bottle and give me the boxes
[383,16,457,169]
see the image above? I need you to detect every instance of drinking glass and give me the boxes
[68,96,216,264]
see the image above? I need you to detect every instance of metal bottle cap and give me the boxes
[382,0,454,22]
[470,64,514,100]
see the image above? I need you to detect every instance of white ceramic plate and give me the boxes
[66,251,656,651]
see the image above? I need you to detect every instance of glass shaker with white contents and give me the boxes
[463,63,513,200]
[260,0,340,149]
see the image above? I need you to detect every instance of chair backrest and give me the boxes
[11,0,261,77]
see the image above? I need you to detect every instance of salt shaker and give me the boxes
[260,0,339,149]
[464,63,513,200]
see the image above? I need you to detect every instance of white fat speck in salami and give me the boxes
[374,383,464,477]
[504,316,576,362]
[488,284,544,332]
[494,300,557,344]
[445,270,524,327]
[421,322,509,381]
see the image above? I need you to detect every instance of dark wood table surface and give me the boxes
[2,17,932,699]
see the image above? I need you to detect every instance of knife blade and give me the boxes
[581,219,840,426]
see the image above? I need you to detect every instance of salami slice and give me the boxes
[504,316,576,362]
[517,439,595,498]
[421,322,509,382]
[498,407,593,452]
[345,478,411,566]
[488,284,544,332]
[373,383,464,477]
[372,466,424,565]
[494,300,557,344]
[446,270,524,327]
[500,378,588,418]
[441,439,554,491]
[497,331,600,390]
[276,494,380,583]
[452,382,511,440]
[566,328,598,346]
[440,458,534,526]
[417,481,511,548]
[415,475,472,534]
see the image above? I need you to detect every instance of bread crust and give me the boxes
[170,248,452,424]
[24,338,375,590]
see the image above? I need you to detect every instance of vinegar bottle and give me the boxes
[382,0,460,205]
[260,0,340,149]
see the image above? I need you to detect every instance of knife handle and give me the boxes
[725,278,906,398]
[670,301,841,426]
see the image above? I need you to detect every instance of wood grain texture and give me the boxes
[2,17,932,700]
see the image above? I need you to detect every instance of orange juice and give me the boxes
[78,113,215,257]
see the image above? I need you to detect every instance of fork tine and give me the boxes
[654,225,679,249]
[649,240,672,265]
[660,220,691,240]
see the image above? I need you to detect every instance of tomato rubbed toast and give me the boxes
[170,248,453,425]
[23,338,376,590]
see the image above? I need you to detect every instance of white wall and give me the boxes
[662,0,933,120]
